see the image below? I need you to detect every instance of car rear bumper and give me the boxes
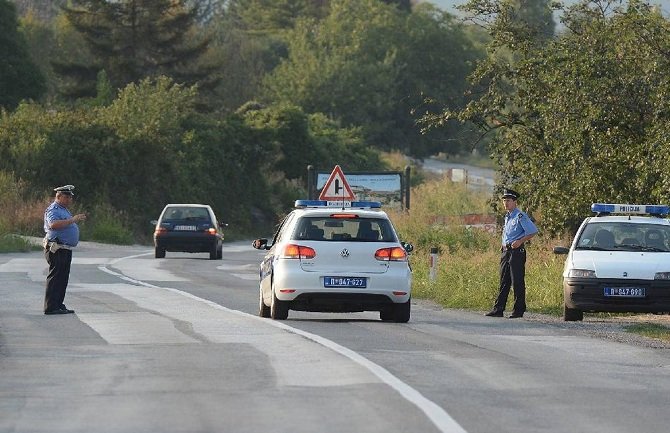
[271,263,412,309]
[564,277,670,313]
[155,233,220,253]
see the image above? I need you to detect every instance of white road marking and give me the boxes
[76,311,199,344]
[0,257,110,282]
[94,256,468,433]
[110,253,188,281]
[72,282,381,388]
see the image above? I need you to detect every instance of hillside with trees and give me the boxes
[4,0,670,240]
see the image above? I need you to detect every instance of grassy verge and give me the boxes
[388,176,567,316]
[624,323,670,343]
[0,232,41,253]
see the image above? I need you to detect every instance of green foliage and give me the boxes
[224,0,329,31]
[93,70,115,106]
[80,202,134,245]
[429,0,670,234]
[0,0,46,110]
[101,76,197,142]
[624,323,670,342]
[239,103,385,182]
[388,178,493,253]
[59,0,219,102]
[0,233,38,253]
[264,0,483,156]
[0,74,382,238]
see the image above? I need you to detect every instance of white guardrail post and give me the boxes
[429,247,438,281]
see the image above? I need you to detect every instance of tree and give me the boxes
[12,0,65,21]
[264,0,482,156]
[430,0,670,233]
[508,0,555,40]
[224,0,329,32]
[0,0,45,110]
[57,0,219,102]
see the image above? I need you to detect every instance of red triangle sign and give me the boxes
[319,165,355,201]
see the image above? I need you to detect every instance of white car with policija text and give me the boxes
[554,203,670,321]
[252,200,414,322]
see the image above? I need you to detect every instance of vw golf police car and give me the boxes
[252,200,413,322]
[554,203,670,321]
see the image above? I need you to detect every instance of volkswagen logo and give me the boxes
[623,271,628,277]
[340,249,350,258]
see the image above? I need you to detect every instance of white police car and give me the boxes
[554,203,670,321]
[252,200,413,322]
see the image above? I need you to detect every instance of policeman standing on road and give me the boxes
[43,185,86,315]
[486,188,538,319]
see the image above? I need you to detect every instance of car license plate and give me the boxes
[324,276,366,288]
[174,225,197,231]
[603,287,646,298]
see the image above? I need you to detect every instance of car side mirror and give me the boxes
[553,246,569,255]
[150,220,158,225]
[219,222,228,228]
[401,242,414,253]
[253,238,269,250]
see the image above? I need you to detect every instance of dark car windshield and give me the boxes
[576,222,670,252]
[292,217,397,242]
[162,206,211,222]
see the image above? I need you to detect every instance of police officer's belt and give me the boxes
[43,238,73,252]
[501,243,523,252]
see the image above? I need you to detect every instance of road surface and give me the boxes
[1,240,669,433]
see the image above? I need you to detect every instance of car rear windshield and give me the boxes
[576,222,670,251]
[292,217,397,242]
[162,207,211,222]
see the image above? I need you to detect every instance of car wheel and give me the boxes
[270,289,289,320]
[209,244,218,260]
[563,305,583,321]
[216,244,223,260]
[155,247,165,258]
[392,298,411,323]
[379,308,393,321]
[259,288,270,318]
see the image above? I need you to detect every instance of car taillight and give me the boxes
[330,214,358,219]
[282,244,316,259]
[154,227,167,236]
[375,247,407,261]
[206,228,217,235]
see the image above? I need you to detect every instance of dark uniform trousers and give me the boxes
[493,247,526,314]
[44,248,72,312]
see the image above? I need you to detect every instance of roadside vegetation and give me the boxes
[624,323,670,343]
[389,176,565,315]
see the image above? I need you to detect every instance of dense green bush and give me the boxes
[0,76,389,242]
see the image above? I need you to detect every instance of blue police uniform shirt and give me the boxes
[502,208,538,245]
[44,202,80,246]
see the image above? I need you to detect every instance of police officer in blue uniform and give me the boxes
[43,185,86,315]
[486,188,538,318]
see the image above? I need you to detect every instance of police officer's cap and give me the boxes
[501,188,519,200]
[54,184,75,196]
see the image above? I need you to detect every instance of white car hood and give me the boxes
[569,250,670,279]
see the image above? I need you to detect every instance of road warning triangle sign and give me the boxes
[319,165,355,201]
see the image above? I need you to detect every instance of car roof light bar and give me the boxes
[591,203,670,217]
[295,200,381,209]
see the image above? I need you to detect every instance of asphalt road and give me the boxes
[2,240,670,433]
